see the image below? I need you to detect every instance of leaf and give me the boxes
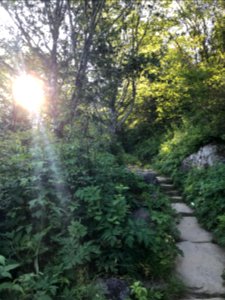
[0,282,24,294]
[32,210,43,219]
[0,270,12,279]
[0,255,6,265]
[4,263,20,272]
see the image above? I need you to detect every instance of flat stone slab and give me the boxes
[165,190,180,196]
[177,217,212,242]
[156,176,172,184]
[171,203,194,216]
[160,183,174,190]
[176,241,225,295]
[170,195,183,202]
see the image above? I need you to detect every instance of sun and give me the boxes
[13,74,44,113]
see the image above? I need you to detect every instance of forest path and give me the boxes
[156,174,225,300]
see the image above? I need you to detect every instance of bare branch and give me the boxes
[117,76,136,129]
[0,58,17,75]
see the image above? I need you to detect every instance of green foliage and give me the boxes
[123,0,225,177]
[162,276,185,300]
[6,0,225,297]
[154,123,212,179]
[131,281,148,300]
[0,128,178,298]
[133,134,163,163]
[0,255,20,280]
[129,276,185,300]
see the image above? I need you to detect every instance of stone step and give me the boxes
[177,217,213,242]
[176,241,225,296]
[169,195,183,202]
[164,190,180,196]
[156,176,173,184]
[160,183,175,191]
[171,203,194,216]
[155,171,225,299]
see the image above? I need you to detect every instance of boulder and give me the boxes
[142,171,159,185]
[98,278,130,300]
[181,144,225,171]
[135,170,159,185]
[127,166,159,185]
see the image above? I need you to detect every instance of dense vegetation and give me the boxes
[1,0,225,299]
[0,128,181,299]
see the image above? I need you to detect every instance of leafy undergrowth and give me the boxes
[0,130,182,300]
[153,124,210,182]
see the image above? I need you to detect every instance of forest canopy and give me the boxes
[0,0,224,137]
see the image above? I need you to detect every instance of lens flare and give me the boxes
[13,74,44,112]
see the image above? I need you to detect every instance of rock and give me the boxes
[142,171,159,185]
[98,278,130,300]
[135,169,159,185]
[128,167,159,185]
[181,144,225,171]
[176,241,225,295]
[177,217,212,242]
[171,203,194,216]
[132,207,150,223]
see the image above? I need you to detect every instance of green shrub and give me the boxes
[129,276,185,300]
[154,123,210,176]
[133,134,163,163]
[131,281,148,300]
[0,130,178,298]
